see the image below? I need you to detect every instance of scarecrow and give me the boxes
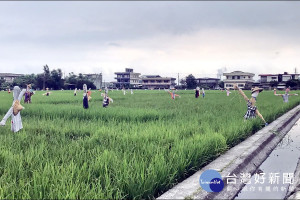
[0,86,26,132]
[201,88,205,98]
[87,89,92,101]
[101,93,113,108]
[167,89,181,100]
[131,89,133,95]
[123,88,126,95]
[8,88,11,94]
[234,84,267,126]
[226,88,231,97]
[83,84,89,109]
[74,88,77,96]
[274,87,298,103]
[24,84,34,104]
[42,88,51,96]
[195,87,200,98]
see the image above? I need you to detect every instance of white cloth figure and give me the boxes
[131,89,133,94]
[105,87,108,95]
[123,89,126,95]
[0,86,26,132]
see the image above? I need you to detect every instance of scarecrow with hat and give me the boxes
[83,84,89,109]
[234,84,268,126]
[101,93,113,108]
[195,87,200,98]
[0,86,26,132]
[274,87,298,103]
[24,84,34,104]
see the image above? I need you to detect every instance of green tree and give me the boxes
[286,79,300,89]
[270,81,279,88]
[218,81,224,88]
[185,74,197,89]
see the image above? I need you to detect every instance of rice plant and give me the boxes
[0,89,298,199]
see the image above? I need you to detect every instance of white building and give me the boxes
[141,75,176,89]
[223,71,255,89]
[113,68,141,88]
[259,72,300,89]
[0,73,24,83]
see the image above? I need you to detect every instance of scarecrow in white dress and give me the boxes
[234,84,267,126]
[274,87,298,103]
[0,86,26,132]
[74,88,77,96]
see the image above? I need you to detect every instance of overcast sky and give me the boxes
[0,1,300,81]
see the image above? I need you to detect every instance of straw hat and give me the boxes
[27,84,32,89]
[13,100,24,116]
[251,87,263,93]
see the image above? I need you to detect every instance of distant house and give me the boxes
[113,68,141,89]
[223,71,255,89]
[259,72,300,90]
[0,73,24,83]
[141,75,176,90]
[195,78,220,89]
[83,73,102,89]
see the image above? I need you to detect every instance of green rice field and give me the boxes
[0,89,299,199]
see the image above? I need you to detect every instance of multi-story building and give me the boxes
[141,75,176,90]
[0,73,24,83]
[195,78,220,89]
[84,73,102,89]
[259,72,300,90]
[223,71,255,89]
[114,68,141,88]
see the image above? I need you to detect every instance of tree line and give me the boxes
[0,65,96,90]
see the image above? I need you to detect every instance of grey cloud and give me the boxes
[1,1,300,47]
